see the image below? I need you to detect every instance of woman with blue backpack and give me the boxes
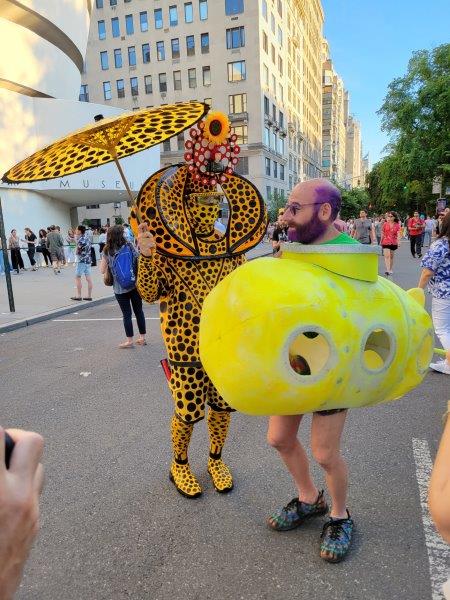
[100,225,147,349]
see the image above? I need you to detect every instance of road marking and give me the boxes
[412,438,450,600]
[53,317,160,322]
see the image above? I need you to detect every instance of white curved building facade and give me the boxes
[0,0,158,234]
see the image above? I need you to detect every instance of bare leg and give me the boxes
[86,275,93,298]
[75,276,82,298]
[267,415,318,503]
[389,250,394,273]
[383,248,390,273]
[311,411,348,518]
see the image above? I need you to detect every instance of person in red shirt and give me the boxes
[407,211,425,258]
[381,211,402,276]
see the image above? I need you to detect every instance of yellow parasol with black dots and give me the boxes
[2,102,208,206]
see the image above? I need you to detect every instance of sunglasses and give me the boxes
[284,201,327,216]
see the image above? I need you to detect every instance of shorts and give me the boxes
[381,244,398,251]
[51,248,65,262]
[314,408,347,416]
[75,262,92,277]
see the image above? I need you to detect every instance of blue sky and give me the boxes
[321,0,449,167]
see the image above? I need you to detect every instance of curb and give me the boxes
[0,295,114,334]
[0,249,273,334]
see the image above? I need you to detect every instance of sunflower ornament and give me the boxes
[184,111,241,186]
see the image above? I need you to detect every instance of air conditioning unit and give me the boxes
[121,36,125,41]
[129,65,136,71]
[161,92,167,98]
[164,28,169,33]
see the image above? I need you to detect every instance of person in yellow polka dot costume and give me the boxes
[134,112,267,498]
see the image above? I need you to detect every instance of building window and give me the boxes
[100,51,109,70]
[163,139,171,151]
[278,137,285,154]
[273,161,278,178]
[225,0,244,16]
[277,26,283,46]
[98,20,106,40]
[266,185,271,200]
[169,5,178,26]
[173,70,182,90]
[142,43,150,63]
[235,156,248,175]
[144,75,153,94]
[226,27,245,49]
[202,66,211,86]
[130,78,139,96]
[280,164,285,180]
[265,157,271,176]
[278,55,283,75]
[128,46,136,66]
[262,0,267,19]
[231,124,247,144]
[114,48,122,68]
[279,110,284,128]
[188,68,197,88]
[159,73,167,92]
[184,2,193,23]
[171,38,180,59]
[177,133,185,150]
[271,44,275,64]
[110,0,117,5]
[264,126,270,146]
[157,41,165,61]
[201,33,209,53]
[79,84,89,102]
[229,93,247,113]
[125,14,134,35]
[277,0,282,17]
[270,13,275,33]
[199,0,208,20]
[262,31,268,53]
[154,8,163,29]
[263,95,269,115]
[96,0,103,8]
[263,64,269,87]
[116,79,125,98]
[103,81,112,100]
[186,35,195,56]
[228,60,246,82]
[140,12,148,32]
[111,17,120,38]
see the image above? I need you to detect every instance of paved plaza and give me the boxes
[1,242,449,600]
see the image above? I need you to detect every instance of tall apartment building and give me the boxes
[81,0,324,206]
[321,43,346,185]
[345,115,362,189]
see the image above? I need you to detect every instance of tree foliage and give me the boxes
[267,190,286,222]
[338,187,370,220]
[368,44,450,215]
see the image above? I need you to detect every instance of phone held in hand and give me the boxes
[5,431,15,469]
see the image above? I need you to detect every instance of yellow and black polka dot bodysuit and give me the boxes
[135,164,267,424]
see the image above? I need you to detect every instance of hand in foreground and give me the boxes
[0,428,44,600]
[138,223,156,258]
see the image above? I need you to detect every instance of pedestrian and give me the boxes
[351,210,375,244]
[381,212,402,277]
[0,427,44,600]
[71,225,93,301]
[22,227,38,271]
[66,228,76,264]
[7,229,24,274]
[418,212,450,374]
[45,225,65,274]
[374,216,382,245]
[267,179,356,563]
[37,229,52,267]
[85,225,97,267]
[100,225,146,349]
[407,211,425,258]
[98,227,107,255]
[423,215,435,248]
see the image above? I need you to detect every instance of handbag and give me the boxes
[104,263,113,286]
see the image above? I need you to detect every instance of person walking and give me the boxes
[381,212,402,277]
[98,227,107,255]
[22,228,38,271]
[37,229,52,267]
[374,217,383,245]
[424,215,435,248]
[46,226,65,273]
[100,225,146,349]
[407,211,425,258]
[66,228,76,264]
[72,225,93,301]
[7,230,24,274]
[418,212,450,375]
[351,210,375,244]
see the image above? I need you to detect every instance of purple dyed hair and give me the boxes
[314,184,341,221]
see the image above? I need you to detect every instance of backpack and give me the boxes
[112,244,136,289]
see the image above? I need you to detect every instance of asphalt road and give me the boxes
[1,242,449,600]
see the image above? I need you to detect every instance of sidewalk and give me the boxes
[0,241,273,332]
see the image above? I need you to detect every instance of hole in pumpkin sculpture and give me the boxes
[363,329,392,371]
[289,331,330,376]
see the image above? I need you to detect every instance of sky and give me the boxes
[321,0,449,167]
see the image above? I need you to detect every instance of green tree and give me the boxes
[267,190,286,222]
[339,187,370,220]
[370,43,450,214]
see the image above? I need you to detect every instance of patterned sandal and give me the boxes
[267,490,328,531]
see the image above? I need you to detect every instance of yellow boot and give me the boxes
[207,410,233,493]
[170,414,202,498]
